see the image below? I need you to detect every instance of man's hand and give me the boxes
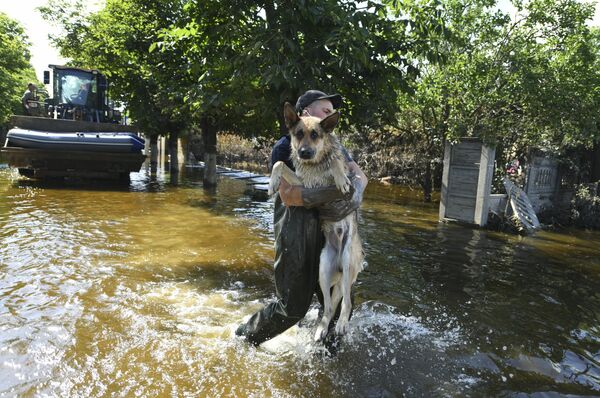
[278,179,304,207]
[319,173,365,221]
[279,178,350,208]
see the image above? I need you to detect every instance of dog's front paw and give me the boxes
[268,161,286,197]
[335,319,349,336]
[335,176,351,195]
[314,323,328,342]
[268,176,280,197]
[340,181,351,195]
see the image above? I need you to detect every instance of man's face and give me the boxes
[303,99,334,120]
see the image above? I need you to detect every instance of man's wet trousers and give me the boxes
[236,195,343,346]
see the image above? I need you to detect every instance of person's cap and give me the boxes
[295,90,343,113]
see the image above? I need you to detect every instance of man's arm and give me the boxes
[348,161,368,190]
[278,160,368,221]
[318,161,367,221]
[22,92,31,109]
[277,178,351,207]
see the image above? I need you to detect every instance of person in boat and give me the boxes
[235,90,368,354]
[21,83,39,115]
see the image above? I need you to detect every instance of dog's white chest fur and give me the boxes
[295,165,337,189]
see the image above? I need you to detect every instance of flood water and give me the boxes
[0,163,599,397]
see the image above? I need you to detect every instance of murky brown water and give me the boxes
[0,163,599,397]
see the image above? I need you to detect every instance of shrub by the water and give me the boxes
[571,183,600,229]
[190,133,271,174]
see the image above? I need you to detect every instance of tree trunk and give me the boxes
[168,131,179,174]
[592,142,600,183]
[180,134,192,164]
[423,161,432,202]
[149,134,159,174]
[201,117,217,187]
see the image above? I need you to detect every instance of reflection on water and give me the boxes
[0,164,599,396]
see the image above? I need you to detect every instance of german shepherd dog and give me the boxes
[269,102,364,342]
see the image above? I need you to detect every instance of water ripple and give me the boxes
[1,168,599,396]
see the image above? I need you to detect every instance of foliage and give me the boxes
[571,182,600,229]
[40,0,189,137]
[141,0,444,135]
[41,0,450,181]
[215,133,271,172]
[0,13,37,126]
[40,0,600,191]
[382,0,600,198]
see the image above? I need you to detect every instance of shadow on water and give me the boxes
[10,168,174,194]
[0,164,598,397]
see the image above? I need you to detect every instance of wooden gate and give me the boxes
[524,156,559,212]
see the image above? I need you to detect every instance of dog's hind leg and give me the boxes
[335,229,354,336]
[314,242,337,342]
[329,280,343,325]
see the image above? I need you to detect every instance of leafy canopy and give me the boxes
[395,0,600,155]
[0,13,37,125]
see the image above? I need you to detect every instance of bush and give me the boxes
[571,183,600,229]
[344,126,443,188]
[189,133,271,174]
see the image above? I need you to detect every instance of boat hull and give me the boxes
[6,129,145,153]
[1,147,146,180]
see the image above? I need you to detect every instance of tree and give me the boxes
[40,0,600,195]
[0,13,37,129]
[154,0,444,183]
[42,0,448,186]
[391,0,600,199]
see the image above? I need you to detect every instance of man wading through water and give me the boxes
[236,90,368,353]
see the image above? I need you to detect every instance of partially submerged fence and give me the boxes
[523,156,559,212]
[439,139,545,233]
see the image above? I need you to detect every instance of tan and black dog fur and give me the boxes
[269,102,364,341]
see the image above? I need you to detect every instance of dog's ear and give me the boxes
[319,111,340,133]
[283,102,300,129]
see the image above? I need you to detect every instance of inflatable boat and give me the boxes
[6,128,145,153]
[1,117,147,180]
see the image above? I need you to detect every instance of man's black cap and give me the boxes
[295,90,343,113]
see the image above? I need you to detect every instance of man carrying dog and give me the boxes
[236,90,367,351]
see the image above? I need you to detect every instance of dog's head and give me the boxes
[283,102,339,163]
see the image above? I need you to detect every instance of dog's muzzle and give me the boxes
[298,147,315,160]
